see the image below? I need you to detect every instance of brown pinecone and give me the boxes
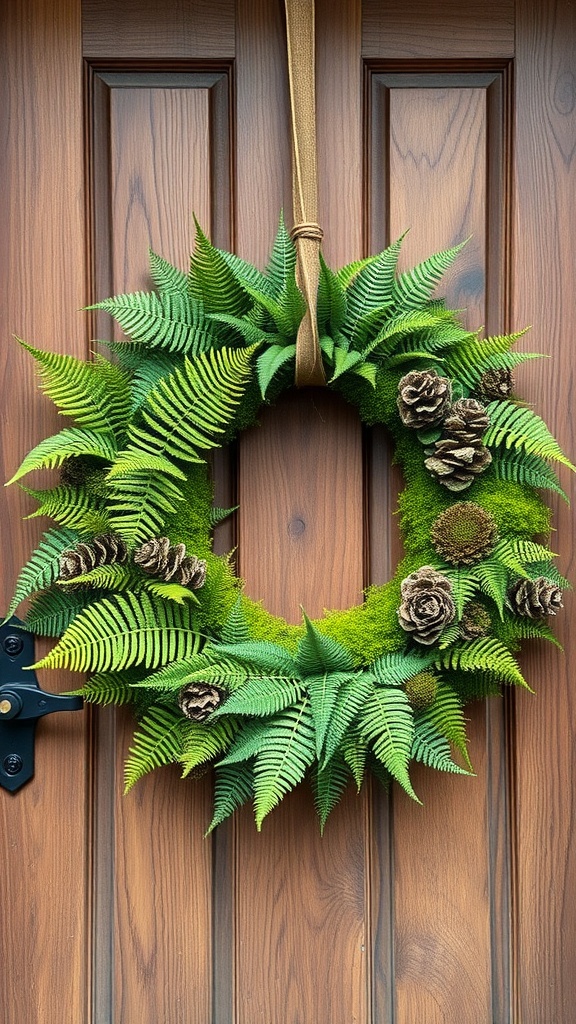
[405,670,439,710]
[397,369,452,430]
[442,398,490,445]
[431,502,497,565]
[134,537,207,588]
[459,601,492,640]
[478,367,515,402]
[424,438,492,492]
[60,534,127,580]
[507,577,563,618]
[178,682,225,721]
[397,566,456,645]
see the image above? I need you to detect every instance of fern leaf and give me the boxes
[219,598,251,645]
[212,640,296,675]
[211,677,303,718]
[252,701,316,828]
[358,684,418,800]
[391,240,466,311]
[127,651,224,693]
[257,344,296,397]
[210,504,238,528]
[91,290,214,355]
[180,718,239,775]
[371,649,436,687]
[57,563,133,591]
[219,250,272,296]
[265,213,297,296]
[141,579,199,605]
[207,763,254,832]
[414,681,471,767]
[484,401,575,469]
[306,671,349,758]
[6,527,79,618]
[106,451,186,480]
[336,254,381,289]
[19,342,131,437]
[124,345,257,465]
[24,587,98,637]
[340,728,368,789]
[6,428,117,484]
[32,591,200,673]
[296,614,356,675]
[128,352,184,410]
[443,330,535,389]
[81,671,135,706]
[189,220,251,316]
[344,237,404,340]
[412,716,472,774]
[317,253,347,334]
[124,706,187,790]
[322,672,373,766]
[107,471,185,545]
[361,305,456,357]
[491,450,569,501]
[312,758,351,832]
[148,250,188,296]
[442,567,481,617]
[437,638,530,689]
[22,483,110,532]
[469,559,509,618]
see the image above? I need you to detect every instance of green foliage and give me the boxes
[7,220,571,829]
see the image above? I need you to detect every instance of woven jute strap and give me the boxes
[285,0,326,387]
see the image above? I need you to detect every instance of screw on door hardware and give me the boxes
[0,617,83,793]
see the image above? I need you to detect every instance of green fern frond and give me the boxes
[180,718,239,776]
[344,236,404,340]
[412,716,472,774]
[148,250,188,296]
[31,590,200,673]
[361,305,457,357]
[127,651,222,693]
[340,727,368,789]
[265,212,297,296]
[81,671,135,706]
[443,330,534,389]
[491,450,569,501]
[209,505,238,528]
[469,559,509,618]
[441,567,481,618]
[19,342,131,437]
[416,681,471,767]
[211,640,296,675]
[124,706,187,790]
[140,579,199,605]
[22,483,110,532]
[492,538,556,580]
[358,684,418,800]
[91,290,214,355]
[107,471,185,545]
[437,638,529,689]
[371,649,436,687]
[252,701,316,828]
[6,428,117,485]
[211,676,304,718]
[484,401,575,469]
[207,763,254,832]
[312,758,351,833]
[220,598,251,644]
[189,220,251,316]
[219,250,271,297]
[295,613,355,674]
[6,527,79,618]
[24,586,98,637]
[336,254,380,289]
[57,563,133,591]
[106,451,186,480]
[129,352,185,410]
[208,313,274,348]
[322,673,373,766]
[306,671,351,758]
[391,240,466,311]
[124,345,257,466]
[257,344,296,397]
[317,253,347,334]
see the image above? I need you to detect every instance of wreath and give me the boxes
[7,217,572,831]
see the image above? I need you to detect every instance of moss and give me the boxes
[471,475,551,537]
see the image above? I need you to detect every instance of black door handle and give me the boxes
[0,617,83,792]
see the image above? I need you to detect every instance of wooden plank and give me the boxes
[367,73,507,1022]
[234,3,369,1022]
[362,0,514,60]
[88,71,231,1023]
[513,1,576,1019]
[0,2,89,1022]
[82,0,234,59]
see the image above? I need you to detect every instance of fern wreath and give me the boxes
[7,216,573,831]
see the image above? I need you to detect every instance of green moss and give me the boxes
[471,474,551,537]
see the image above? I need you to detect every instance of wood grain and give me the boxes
[0,2,89,1023]
[513,1,576,1019]
[362,0,514,60]
[83,0,234,60]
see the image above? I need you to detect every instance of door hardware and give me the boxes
[0,617,83,792]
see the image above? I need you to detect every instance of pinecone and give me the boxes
[397,566,456,645]
[134,537,207,589]
[397,369,452,430]
[459,601,492,640]
[405,670,439,710]
[442,398,490,445]
[507,577,563,618]
[178,682,225,721]
[478,367,515,402]
[424,438,492,492]
[60,534,127,580]
[431,502,497,565]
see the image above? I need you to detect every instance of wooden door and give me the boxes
[1,1,575,1021]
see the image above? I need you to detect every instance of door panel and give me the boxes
[1,2,575,1022]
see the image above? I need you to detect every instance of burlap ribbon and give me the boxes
[285,0,326,387]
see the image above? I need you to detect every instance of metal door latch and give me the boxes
[0,617,83,792]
